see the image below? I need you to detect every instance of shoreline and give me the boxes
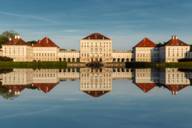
[126,62,192,68]
[0,61,67,69]
[0,61,192,69]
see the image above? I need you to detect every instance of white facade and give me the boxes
[33,47,59,62]
[32,37,60,62]
[1,34,192,63]
[80,33,112,63]
[58,49,80,62]
[159,36,190,63]
[134,47,157,62]
[112,50,132,62]
[133,38,157,62]
[160,46,190,62]
[2,36,33,62]
[2,45,33,62]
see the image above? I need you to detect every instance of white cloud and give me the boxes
[0,11,60,24]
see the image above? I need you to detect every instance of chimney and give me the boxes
[172,35,178,40]
[172,91,177,95]
[46,38,48,43]
[14,35,20,39]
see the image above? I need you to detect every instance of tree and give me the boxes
[0,31,20,48]
[2,31,19,39]
[70,49,77,51]
[27,40,37,45]
[0,35,9,48]
[156,42,166,47]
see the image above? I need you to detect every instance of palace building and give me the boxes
[112,50,133,62]
[2,36,33,62]
[33,37,60,62]
[1,33,191,63]
[133,38,157,62]
[159,36,190,62]
[80,33,113,63]
[58,49,80,62]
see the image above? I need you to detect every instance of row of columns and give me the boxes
[59,58,132,63]
[113,58,131,62]
[59,58,80,62]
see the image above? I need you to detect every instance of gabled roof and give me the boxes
[134,38,156,48]
[135,83,156,93]
[4,85,25,93]
[82,33,111,40]
[83,91,110,97]
[32,83,58,93]
[164,36,189,46]
[5,36,30,46]
[164,84,189,95]
[33,37,59,48]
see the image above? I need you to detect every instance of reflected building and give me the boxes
[80,68,112,97]
[58,68,80,80]
[112,68,132,80]
[32,69,60,93]
[133,68,190,95]
[2,69,33,86]
[159,68,190,95]
[133,68,156,93]
[0,67,191,99]
[2,69,33,96]
[0,69,61,97]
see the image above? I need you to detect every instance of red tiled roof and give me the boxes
[165,84,189,95]
[135,83,156,93]
[32,83,58,93]
[134,38,156,48]
[33,37,60,48]
[164,36,189,46]
[4,85,25,93]
[83,91,110,97]
[6,37,30,46]
[83,33,111,40]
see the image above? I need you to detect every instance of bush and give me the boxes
[0,56,13,61]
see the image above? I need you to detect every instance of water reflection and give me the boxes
[134,68,190,95]
[0,68,191,99]
[80,68,112,97]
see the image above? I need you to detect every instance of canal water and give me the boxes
[0,68,191,128]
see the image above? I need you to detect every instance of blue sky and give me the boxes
[0,0,192,49]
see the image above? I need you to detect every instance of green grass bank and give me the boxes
[0,61,67,69]
[126,62,192,69]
